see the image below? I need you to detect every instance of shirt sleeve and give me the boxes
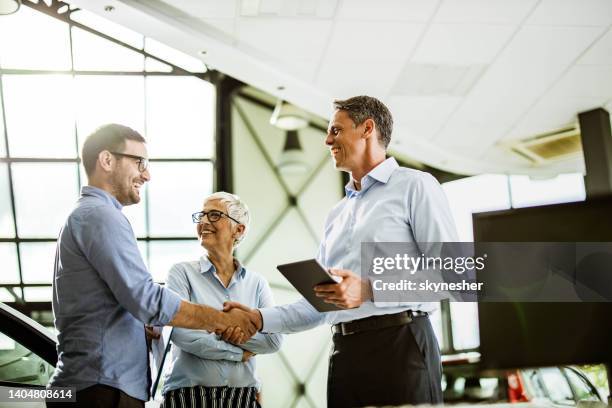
[372,172,459,307]
[259,244,328,334]
[241,277,283,354]
[74,205,181,326]
[165,264,244,361]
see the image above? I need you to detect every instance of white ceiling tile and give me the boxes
[324,21,424,62]
[550,65,612,99]
[527,0,612,26]
[316,61,403,99]
[392,63,486,96]
[158,0,237,18]
[387,95,462,138]
[434,0,537,24]
[337,0,439,22]
[412,24,515,65]
[579,27,612,65]
[505,95,604,141]
[434,24,602,155]
[236,18,333,60]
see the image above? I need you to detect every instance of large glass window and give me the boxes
[0,3,214,305]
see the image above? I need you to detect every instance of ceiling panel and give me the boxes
[411,24,515,65]
[236,18,333,61]
[316,61,404,99]
[550,65,612,99]
[579,28,612,65]
[337,0,439,22]
[434,25,604,153]
[526,0,612,26]
[504,95,605,141]
[159,0,237,18]
[324,21,424,62]
[434,0,537,24]
[388,95,462,139]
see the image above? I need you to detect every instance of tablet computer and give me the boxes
[277,259,342,312]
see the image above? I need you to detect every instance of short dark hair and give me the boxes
[81,124,146,178]
[333,95,393,148]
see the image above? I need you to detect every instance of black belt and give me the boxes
[332,310,428,336]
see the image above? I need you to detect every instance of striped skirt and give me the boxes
[163,386,260,408]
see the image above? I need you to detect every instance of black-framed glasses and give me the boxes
[109,151,149,172]
[192,210,241,225]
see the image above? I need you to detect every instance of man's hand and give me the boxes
[313,268,373,309]
[145,325,160,351]
[242,350,255,362]
[216,307,258,344]
[220,302,263,344]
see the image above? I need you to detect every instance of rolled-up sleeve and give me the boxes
[74,205,181,325]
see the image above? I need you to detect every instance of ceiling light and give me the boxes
[270,99,308,131]
[278,130,309,174]
[0,0,20,15]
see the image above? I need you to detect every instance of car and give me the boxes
[442,353,606,406]
[0,302,168,407]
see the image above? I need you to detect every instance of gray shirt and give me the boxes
[49,186,182,401]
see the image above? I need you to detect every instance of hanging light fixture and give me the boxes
[278,130,309,174]
[270,99,308,131]
[0,0,20,15]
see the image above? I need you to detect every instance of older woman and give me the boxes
[162,192,282,408]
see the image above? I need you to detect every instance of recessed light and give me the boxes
[104,5,114,12]
[277,86,285,91]
[199,50,207,55]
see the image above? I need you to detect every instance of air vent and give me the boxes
[509,126,582,164]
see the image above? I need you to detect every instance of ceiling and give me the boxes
[69,0,612,176]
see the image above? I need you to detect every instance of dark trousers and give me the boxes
[162,386,260,408]
[46,384,144,408]
[327,315,443,408]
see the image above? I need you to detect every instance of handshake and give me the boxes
[215,302,262,344]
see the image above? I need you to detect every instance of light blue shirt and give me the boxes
[260,157,459,333]
[50,186,182,401]
[162,257,283,394]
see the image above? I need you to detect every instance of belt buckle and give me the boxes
[340,323,354,336]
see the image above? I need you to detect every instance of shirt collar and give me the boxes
[199,255,247,279]
[81,185,123,210]
[344,157,399,197]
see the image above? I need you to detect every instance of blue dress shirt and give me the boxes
[162,257,283,394]
[49,186,182,401]
[259,157,459,333]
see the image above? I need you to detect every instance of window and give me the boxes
[0,331,54,386]
[539,367,575,404]
[0,2,214,306]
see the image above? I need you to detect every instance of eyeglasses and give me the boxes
[109,152,149,173]
[192,210,241,225]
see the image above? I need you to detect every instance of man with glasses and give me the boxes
[48,124,258,408]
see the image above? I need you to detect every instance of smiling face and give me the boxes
[109,140,150,206]
[196,199,243,252]
[325,109,367,172]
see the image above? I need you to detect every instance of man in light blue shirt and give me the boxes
[48,125,257,408]
[225,96,458,407]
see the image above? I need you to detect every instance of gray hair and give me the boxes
[333,95,393,149]
[204,191,250,248]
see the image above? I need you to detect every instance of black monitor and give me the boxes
[473,195,612,370]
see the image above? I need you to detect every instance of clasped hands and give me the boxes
[218,268,372,344]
